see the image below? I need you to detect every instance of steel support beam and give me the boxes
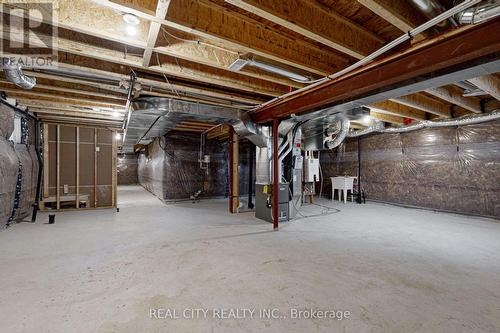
[249,20,500,124]
[272,118,279,230]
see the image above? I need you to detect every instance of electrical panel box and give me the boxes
[304,158,320,182]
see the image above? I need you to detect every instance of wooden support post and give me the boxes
[76,127,80,209]
[112,130,117,207]
[272,118,279,230]
[42,123,49,199]
[56,125,60,210]
[94,128,98,208]
[228,127,239,213]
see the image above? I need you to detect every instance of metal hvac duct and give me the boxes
[409,0,457,28]
[228,58,311,83]
[347,110,500,137]
[2,58,36,89]
[324,118,350,150]
[457,0,500,24]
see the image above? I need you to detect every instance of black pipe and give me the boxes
[356,136,362,204]
[247,143,255,209]
[31,115,43,222]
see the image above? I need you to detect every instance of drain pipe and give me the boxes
[121,72,137,144]
[31,116,43,222]
[253,0,482,111]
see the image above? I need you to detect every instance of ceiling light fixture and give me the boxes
[122,13,140,26]
[125,25,137,36]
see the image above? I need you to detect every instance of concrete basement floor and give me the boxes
[1,185,499,333]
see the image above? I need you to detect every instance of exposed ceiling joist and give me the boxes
[154,43,304,88]
[356,0,425,41]
[392,94,451,118]
[30,107,123,121]
[1,88,124,108]
[0,80,126,101]
[426,86,482,114]
[225,0,384,59]
[370,110,404,124]
[2,24,285,97]
[370,100,427,120]
[143,0,171,67]
[92,0,349,75]
[468,75,500,101]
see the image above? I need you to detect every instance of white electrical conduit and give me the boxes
[254,0,482,110]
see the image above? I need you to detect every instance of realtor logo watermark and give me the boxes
[0,0,58,68]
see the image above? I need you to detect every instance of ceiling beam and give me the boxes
[2,24,286,97]
[370,110,404,124]
[0,88,124,108]
[249,20,500,123]
[426,86,482,114]
[0,80,126,101]
[23,67,263,105]
[225,0,384,59]
[468,75,500,101]
[370,100,427,120]
[30,107,123,121]
[356,0,425,41]
[92,0,350,75]
[391,94,451,118]
[143,0,171,67]
[2,1,304,89]
[154,42,304,88]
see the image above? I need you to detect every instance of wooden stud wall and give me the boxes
[41,123,117,211]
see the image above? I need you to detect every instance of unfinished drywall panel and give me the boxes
[137,131,251,202]
[321,119,500,218]
[41,124,116,210]
[117,154,139,185]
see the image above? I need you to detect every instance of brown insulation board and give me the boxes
[117,154,139,185]
[321,119,500,218]
[137,132,252,202]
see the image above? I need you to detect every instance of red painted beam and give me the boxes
[249,19,500,124]
[272,118,279,230]
[228,127,234,213]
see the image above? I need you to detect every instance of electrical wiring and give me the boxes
[160,27,239,55]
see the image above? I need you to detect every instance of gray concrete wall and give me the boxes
[320,119,500,218]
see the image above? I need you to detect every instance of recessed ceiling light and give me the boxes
[125,25,137,36]
[122,13,140,26]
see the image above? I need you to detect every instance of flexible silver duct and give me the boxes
[2,58,36,89]
[324,118,350,149]
[348,110,500,137]
[457,0,500,24]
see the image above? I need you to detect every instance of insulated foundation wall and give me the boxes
[138,131,252,201]
[0,102,39,228]
[117,154,138,185]
[321,119,500,218]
